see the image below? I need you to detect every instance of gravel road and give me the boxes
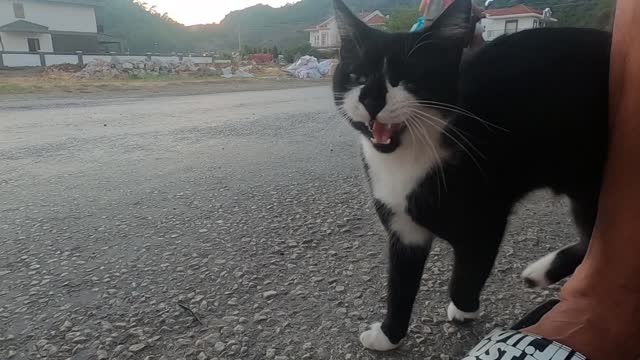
[0,86,577,360]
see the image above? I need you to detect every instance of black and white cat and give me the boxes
[332,0,611,351]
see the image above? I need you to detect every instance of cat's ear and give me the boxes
[428,0,473,41]
[333,0,370,43]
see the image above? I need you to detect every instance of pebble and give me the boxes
[214,342,225,353]
[275,356,289,360]
[42,344,58,355]
[197,352,207,360]
[233,325,245,334]
[263,291,277,299]
[36,339,48,348]
[72,336,88,343]
[266,349,276,359]
[129,343,146,352]
[97,349,108,360]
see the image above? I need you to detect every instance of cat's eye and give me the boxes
[350,73,367,85]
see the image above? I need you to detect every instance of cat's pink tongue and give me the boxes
[371,120,395,145]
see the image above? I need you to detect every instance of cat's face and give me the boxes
[333,0,471,153]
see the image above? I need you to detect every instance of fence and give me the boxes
[0,51,217,68]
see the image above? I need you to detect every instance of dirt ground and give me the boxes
[0,67,330,97]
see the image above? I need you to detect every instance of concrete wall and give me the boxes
[0,0,97,32]
[44,53,79,65]
[1,52,214,67]
[2,52,40,67]
[0,31,53,51]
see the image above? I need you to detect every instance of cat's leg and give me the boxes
[360,233,434,351]
[522,194,598,288]
[448,223,506,323]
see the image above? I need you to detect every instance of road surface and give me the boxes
[0,87,576,360]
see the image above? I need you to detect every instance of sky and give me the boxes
[143,0,302,26]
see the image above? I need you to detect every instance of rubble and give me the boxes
[72,58,221,79]
[284,56,334,80]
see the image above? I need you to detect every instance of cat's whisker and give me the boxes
[406,109,486,177]
[404,119,442,200]
[407,30,434,57]
[408,40,437,58]
[404,116,447,193]
[407,108,487,161]
[402,101,508,132]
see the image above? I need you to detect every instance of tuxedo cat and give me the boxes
[332,0,611,351]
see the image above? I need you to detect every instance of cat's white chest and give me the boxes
[362,135,445,245]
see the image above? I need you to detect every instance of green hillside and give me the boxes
[98,0,616,54]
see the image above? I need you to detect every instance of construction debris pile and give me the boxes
[38,55,337,81]
[73,58,221,79]
[284,56,335,80]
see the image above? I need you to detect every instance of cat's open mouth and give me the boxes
[370,120,404,145]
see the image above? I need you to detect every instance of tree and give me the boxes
[272,45,279,57]
[385,6,421,32]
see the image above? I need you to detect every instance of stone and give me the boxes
[97,349,108,360]
[214,342,225,353]
[197,352,207,360]
[266,348,276,359]
[263,291,277,299]
[129,343,146,352]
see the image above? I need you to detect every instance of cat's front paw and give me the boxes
[359,322,401,351]
[447,302,480,323]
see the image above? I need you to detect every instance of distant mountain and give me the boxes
[100,0,615,54]
[191,0,420,51]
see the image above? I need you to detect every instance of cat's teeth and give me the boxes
[384,139,391,145]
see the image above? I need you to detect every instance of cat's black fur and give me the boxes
[332,0,610,348]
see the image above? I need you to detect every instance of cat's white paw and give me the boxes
[522,251,556,289]
[359,322,400,351]
[447,302,480,323]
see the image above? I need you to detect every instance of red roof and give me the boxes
[484,4,543,17]
[365,14,385,26]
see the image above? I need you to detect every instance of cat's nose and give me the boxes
[362,99,385,120]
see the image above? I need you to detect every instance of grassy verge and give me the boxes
[0,72,308,95]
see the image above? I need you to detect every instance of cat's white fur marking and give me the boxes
[343,86,369,124]
[447,302,480,323]
[521,249,562,289]
[359,322,400,351]
[356,83,447,246]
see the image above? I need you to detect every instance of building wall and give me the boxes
[309,20,340,48]
[482,16,539,41]
[0,31,53,51]
[51,33,98,52]
[0,0,97,32]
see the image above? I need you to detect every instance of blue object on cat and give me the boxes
[410,16,424,32]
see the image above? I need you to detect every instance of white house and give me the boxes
[0,0,105,53]
[305,11,386,49]
[482,4,556,42]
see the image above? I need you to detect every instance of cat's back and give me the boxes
[458,27,611,135]
[456,28,611,190]
[463,27,611,87]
